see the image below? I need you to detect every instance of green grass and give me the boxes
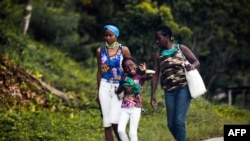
[1,97,249,141]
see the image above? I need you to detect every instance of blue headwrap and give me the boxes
[104,25,119,37]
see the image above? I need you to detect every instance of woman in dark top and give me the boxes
[150,25,200,141]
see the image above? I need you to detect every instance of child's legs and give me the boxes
[118,109,130,141]
[129,107,141,141]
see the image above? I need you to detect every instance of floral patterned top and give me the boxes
[100,45,124,83]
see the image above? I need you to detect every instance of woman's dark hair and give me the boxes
[155,25,172,38]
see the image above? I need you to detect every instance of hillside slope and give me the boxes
[0,55,70,109]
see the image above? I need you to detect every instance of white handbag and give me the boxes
[184,67,207,98]
[178,45,207,98]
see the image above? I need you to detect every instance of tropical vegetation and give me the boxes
[0,0,250,140]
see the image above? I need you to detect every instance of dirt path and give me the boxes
[202,137,223,141]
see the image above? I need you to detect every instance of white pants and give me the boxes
[99,79,122,127]
[118,107,141,141]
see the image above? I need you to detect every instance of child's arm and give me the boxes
[115,82,134,95]
[115,75,127,94]
[140,74,153,83]
[115,85,123,94]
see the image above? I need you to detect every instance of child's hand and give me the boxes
[138,62,146,72]
[124,86,133,94]
[114,86,118,94]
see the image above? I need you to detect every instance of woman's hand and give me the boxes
[185,63,195,71]
[150,97,158,109]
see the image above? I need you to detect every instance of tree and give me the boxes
[161,0,250,95]
[21,0,33,35]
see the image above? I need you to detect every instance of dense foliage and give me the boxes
[7,0,248,97]
[1,0,250,140]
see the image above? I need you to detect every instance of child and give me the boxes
[115,57,154,141]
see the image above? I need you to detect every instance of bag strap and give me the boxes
[177,44,191,67]
[177,44,187,61]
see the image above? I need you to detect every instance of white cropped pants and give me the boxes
[99,79,122,127]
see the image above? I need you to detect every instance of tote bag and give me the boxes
[184,67,207,98]
[178,44,207,98]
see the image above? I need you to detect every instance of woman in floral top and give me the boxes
[96,24,131,141]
